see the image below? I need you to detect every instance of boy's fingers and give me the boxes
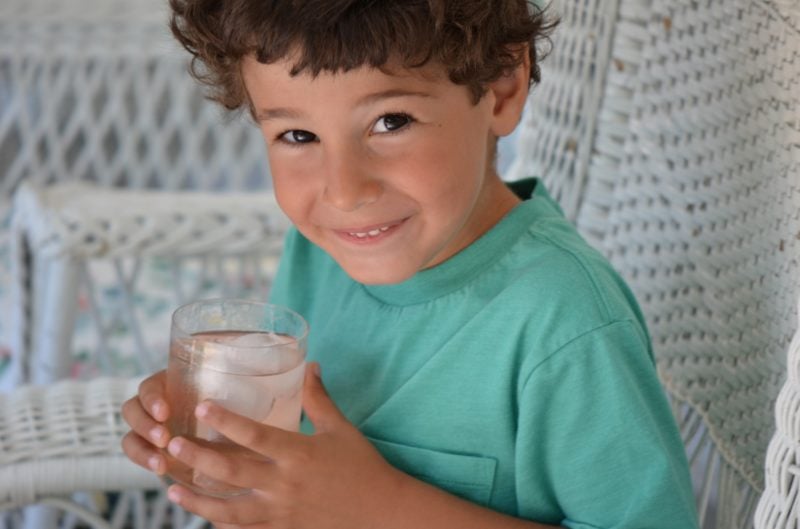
[166,484,271,526]
[121,430,166,474]
[303,362,347,432]
[121,396,171,448]
[138,370,169,422]
[166,436,277,491]
[194,402,295,457]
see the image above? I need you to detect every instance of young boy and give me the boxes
[122,1,700,528]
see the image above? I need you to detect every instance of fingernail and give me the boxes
[148,455,161,472]
[167,486,182,504]
[311,362,321,378]
[149,426,166,444]
[195,401,210,418]
[168,438,183,457]
[151,400,164,418]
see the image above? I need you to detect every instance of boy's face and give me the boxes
[242,55,522,284]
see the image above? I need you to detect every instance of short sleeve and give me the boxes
[516,320,699,529]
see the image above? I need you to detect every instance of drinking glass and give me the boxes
[163,299,308,497]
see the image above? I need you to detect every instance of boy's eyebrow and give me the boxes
[357,88,434,106]
[254,89,433,123]
[255,108,303,123]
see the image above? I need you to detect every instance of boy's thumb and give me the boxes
[302,362,347,432]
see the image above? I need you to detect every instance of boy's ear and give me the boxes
[488,47,531,137]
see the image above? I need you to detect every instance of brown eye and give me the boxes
[373,113,414,133]
[280,130,318,144]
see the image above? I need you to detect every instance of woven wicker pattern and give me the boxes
[0,377,212,529]
[0,0,167,23]
[0,0,270,198]
[757,303,800,526]
[0,2,283,527]
[10,183,290,385]
[0,377,156,508]
[767,0,800,33]
[13,183,290,260]
[506,0,619,219]
[1,0,279,389]
[592,0,799,491]
[514,0,799,526]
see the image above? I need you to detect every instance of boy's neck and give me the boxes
[470,172,523,243]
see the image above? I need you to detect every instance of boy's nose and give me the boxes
[322,154,382,212]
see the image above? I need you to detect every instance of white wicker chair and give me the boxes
[1,0,799,528]
[0,0,281,527]
[509,0,799,527]
[0,377,160,529]
[758,308,800,527]
[0,0,270,198]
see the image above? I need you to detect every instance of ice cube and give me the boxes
[200,333,297,374]
[222,333,300,374]
[228,332,295,348]
[195,362,276,424]
[190,331,303,430]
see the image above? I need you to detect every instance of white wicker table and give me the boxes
[10,182,290,386]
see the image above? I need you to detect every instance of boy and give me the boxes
[122,1,700,528]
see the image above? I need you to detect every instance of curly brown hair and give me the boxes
[169,0,557,112]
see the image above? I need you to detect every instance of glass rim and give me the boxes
[171,298,309,346]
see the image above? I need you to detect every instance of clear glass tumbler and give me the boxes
[163,299,308,497]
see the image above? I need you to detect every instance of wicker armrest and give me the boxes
[756,302,800,528]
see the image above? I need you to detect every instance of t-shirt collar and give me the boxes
[362,178,560,306]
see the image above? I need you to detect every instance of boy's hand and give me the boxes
[121,370,172,475]
[163,362,404,529]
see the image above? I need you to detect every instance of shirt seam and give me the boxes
[519,319,640,395]
[527,219,613,321]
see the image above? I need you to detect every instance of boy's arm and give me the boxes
[516,321,699,528]
[164,364,563,529]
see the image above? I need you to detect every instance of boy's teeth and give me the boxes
[350,226,391,238]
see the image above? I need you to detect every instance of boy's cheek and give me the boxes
[271,167,316,208]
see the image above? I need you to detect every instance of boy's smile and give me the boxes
[242,55,526,284]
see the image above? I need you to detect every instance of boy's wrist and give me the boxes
[364,463,412,528]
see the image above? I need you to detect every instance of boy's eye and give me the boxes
[372,113,413,134]
[280,130,318,144]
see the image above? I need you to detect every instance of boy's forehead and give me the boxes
[240,54,476,121]
[242,53,450,89]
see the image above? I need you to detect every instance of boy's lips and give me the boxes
[333,218,408,243]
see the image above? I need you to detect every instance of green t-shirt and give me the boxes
[269,178,699,529]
